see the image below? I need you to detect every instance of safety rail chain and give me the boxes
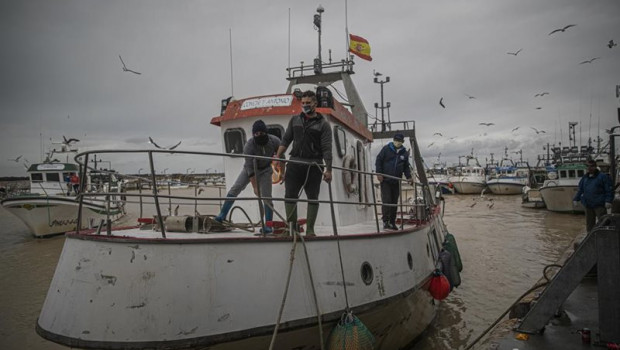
[74,149,438,238]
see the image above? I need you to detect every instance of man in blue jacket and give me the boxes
[573,159,613,232]
[375,133,413,230]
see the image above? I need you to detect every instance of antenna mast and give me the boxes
[313,5,324,74]
[229,28,234,96]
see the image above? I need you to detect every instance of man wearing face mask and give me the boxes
[375,133,413,230]
[215,120,281,234]
[275,90,332,237]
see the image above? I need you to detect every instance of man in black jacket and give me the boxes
[375,133,413,230]
[276,90,332,236]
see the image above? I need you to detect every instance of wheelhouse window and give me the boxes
[334,125,346,158]
[31,173,43,182]
[267,125,284,140]
[46,173,61,182]
[224,128,246,154]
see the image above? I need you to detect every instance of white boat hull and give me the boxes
[539,185,584,213]
[1,196,124,237]
[451,181,486,194]
[486,181,525,195]
[37,216,447,349]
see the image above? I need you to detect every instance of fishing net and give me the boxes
[326,312,375,350]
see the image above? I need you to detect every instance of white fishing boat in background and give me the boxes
[426,154,454,195]
[36,9,462,350]
[486,149,529,195]
[1,142,125,237]
[448,151,486,194]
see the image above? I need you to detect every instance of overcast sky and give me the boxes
[1,0,619,177]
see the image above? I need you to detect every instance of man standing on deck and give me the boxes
[275,90,332,237]
[375,133,413,230]
[573,159,613,232]
[214,120,281,234]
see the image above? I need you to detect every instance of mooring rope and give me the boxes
[298,233,325,349]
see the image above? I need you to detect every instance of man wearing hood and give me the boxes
[215,119,280,234]
[375,133,413,230]
[573,159,613,232]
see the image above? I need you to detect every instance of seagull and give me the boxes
[470,201,477,208]
[433,132,443,137]
[8,155,22,162]
[548,24,576,35]
[62,136,80,145]
[439,97,445,108]
[149,137,182,150]
[579,57,600,65]
[511,126,520,132]
[373,70,382,77]
[535,107,542,110]
[609,40,617,49]
[479,122,495,126]
[428,142,435,148]
[119,55,142,75]
[531,127,546,134]
[448,136,458,141]
[487,202,495,209]
[465,94,476,99]
[507,49,522,56]
[534,92,549,97]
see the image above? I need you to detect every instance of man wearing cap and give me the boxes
[276,90,332,237]
[573,159,613,232]
[215,120,281,234]
[375,133,413,230]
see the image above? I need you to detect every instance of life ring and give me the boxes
[342,155,358,194]
[271,161,283,184]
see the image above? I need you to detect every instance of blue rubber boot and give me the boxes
[261,205,273,234]
[215,199,234,222]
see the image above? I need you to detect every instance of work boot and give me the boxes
[306,203,319,237]
[284,202,297,236]
[214,198,234,222]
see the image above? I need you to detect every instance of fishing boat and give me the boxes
[426,154,454,195]
[1,143,126,237]
[486,148,529,195]
[448,151,486,194]
[37,9,462,350]
[539,162,586,213]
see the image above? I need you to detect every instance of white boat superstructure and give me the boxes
[486,157,530,195]
[539,163,586,213]
[36,13,463,348]
[426,155,454,195]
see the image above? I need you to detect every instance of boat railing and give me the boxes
[73,149,436,238]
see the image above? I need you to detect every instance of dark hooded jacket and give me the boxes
[573,169,613,208]
[375,142,412,184]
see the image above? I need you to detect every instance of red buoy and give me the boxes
[428,271,451,300]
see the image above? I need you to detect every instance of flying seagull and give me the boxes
[149,137,182,150]
[579,57,600,65]
[8,155,22,162]
[465,94,476,99]
[535,107,542,110]
[507,49,522,56]
[548,24,576,35]
[531,127,546,134]
[511,126,520,132]
[373,70,382,77]
[433,132,443,137]
[479,122,495,126]
[534,92,549,97]
[439,97,445,108]
[428,142,435,148]
[63,136,80,145]
[609,40,617,49]
[119,55,142,75]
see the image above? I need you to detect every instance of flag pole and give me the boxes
[344,0,349,59]
[229,28,234,97]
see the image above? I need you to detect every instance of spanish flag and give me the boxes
[349,34,372,61]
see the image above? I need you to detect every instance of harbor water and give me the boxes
[0,189,583,350]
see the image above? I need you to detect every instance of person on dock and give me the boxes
[70,173,80,195]
[573,159,613,232]
[214,120,281,234]
[375,133,413,230]
[275,90,332,237]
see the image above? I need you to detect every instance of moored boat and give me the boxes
[1,144,126,237]
[448,152,486,194]
[36,10,462,350]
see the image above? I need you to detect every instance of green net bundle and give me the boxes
[326,312,375,350]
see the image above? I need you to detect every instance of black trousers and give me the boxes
[381,181,400,224]
[285,162,323,203]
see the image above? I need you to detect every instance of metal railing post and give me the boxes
[148,152,166,238]
[370,175,380,233]
[253,159,266,235]
[76,153,89,234]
